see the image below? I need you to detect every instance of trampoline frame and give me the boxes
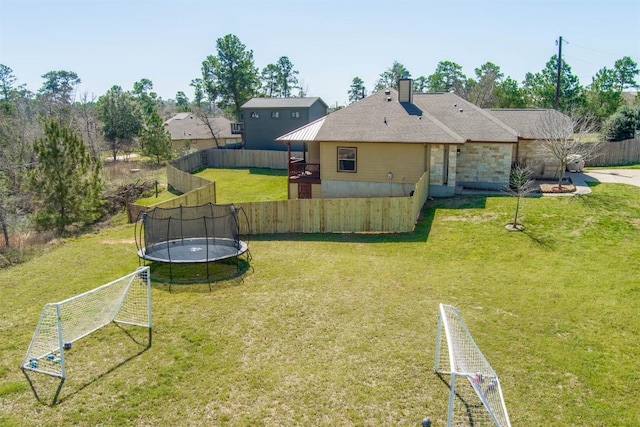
[135,203,251,287]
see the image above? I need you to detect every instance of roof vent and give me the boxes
[384,89,391,95]
[386,96,392,102]
[459,109,463,113]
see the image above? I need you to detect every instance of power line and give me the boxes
[563,39,632,59]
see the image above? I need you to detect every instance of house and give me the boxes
[277,78,570,199]
[239,97,328,151]
[164,113,242,152]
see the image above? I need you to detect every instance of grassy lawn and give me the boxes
[1,183,639,425]
[136,167,288,206]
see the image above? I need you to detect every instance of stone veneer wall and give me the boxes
[515,140,560,178]
[455,142,513,188]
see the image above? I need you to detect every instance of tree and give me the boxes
[427,61,466,95]
[505,162,536,231]
[76,92,104,160]
[468,62,503,108]
[535,111,600,190]
[276,56,299,97]
[132,78,159,118]
[192,107,222,147]
[190,78,205,109]
[261,63,281,97]
[202,34,259,120]
[601,105,640,141]
[348,77,366,103]
[140,110,173,165]
[374,61,409,91]
[413,76,428,93]
[37,70,81,123]
[38,70,81,104]
[0,64,17,102]
[523,55,585,113]
[30,120,103,234]
[175,91,190,112]
[613,56,639,92]
[494,77,527,108]
[97,85,143,161]
[586,67,623,127]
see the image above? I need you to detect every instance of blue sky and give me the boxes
[1,0,638,107]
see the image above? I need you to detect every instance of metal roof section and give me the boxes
[241,97,327,109]
[276,116,326,141]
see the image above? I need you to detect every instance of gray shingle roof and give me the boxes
[164,114,235,140]
[241,97,327,109]
[277,89,521,144]
[488,109,572,139]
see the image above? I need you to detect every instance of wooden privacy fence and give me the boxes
[236,171,428,234]
[586,138,640,167]
[169,148,304,172]
[132,150,430,234]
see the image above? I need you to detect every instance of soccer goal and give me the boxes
[434,303,511,427]
[21,267,152,404]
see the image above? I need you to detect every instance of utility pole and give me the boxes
[554,36,563,110]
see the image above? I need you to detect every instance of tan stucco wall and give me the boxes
[514,140,559,178]
[455,142,513,187]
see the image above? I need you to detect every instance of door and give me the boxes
[298,183,312,199]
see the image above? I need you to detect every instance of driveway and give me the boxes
[581,169,640,187]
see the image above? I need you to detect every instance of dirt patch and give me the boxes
[101,239,136,245]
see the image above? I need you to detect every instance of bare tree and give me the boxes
[535,110,602,190]
[192,107,222,147]
[504,162,536,231]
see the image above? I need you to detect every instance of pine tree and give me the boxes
[30,121,104,234]
[141,110,174,165]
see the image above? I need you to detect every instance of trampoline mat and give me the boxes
[138,238,248,263]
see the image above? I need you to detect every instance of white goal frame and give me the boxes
[434,303,511,427]
[21,267,152,404]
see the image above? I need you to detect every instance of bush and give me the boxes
[602,105,640,141]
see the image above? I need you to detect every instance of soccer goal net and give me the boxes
[21,267,151,403]
[434,303,511,427]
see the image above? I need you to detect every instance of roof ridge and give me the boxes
[469,102,520,138]
[419,109,466,143]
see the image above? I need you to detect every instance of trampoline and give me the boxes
[135,203,251,285]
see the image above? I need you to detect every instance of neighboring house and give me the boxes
[164,113,242,152]
[277,78,570,199]
[239,97,328,151]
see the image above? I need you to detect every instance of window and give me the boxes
[271,111,280,119]
[337,147,357,172]
[291,111,300,118]
[250,112,259,119]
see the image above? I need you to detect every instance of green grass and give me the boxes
[1,183,639,425]
[195,167,288,203]
[136,167,288,206]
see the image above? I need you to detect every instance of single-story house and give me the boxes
[164,113,242,151]
[239,97,328,151]
[277,78,571,199]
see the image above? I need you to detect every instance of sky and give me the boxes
[1,0,639,108]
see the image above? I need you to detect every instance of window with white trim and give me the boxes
[337,147,357,172]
